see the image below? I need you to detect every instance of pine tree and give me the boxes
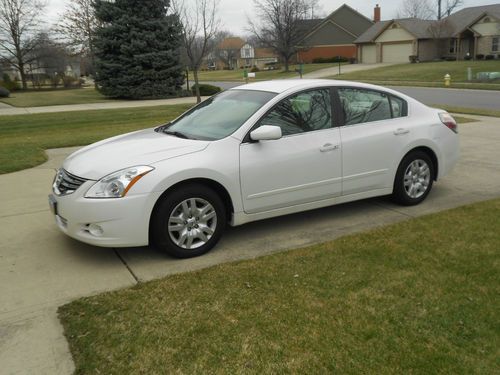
[93,0,184,99]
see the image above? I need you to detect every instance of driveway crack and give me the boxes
[113,249,140,284]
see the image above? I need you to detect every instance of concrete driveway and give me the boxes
[1,116,500,374]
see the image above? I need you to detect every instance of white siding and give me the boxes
[376,25,415,43]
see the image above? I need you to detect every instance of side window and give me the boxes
[390,95,406,118]
[259,89,332,136]
[338,88,392,125]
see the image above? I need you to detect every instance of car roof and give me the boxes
[230,79,333,94]
[229,79,420,105]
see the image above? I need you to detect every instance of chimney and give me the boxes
[374,4,381,22]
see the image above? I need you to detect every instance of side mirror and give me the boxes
[250,125,282,141]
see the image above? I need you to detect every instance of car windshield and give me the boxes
[163,90,276,140]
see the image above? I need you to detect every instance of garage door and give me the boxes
[382,42,413,63]
[361,45,376,64]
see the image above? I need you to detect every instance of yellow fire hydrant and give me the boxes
[444,73,451,87]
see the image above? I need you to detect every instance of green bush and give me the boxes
[312,56,348,64]
[485,54,494,60]
[0,86,10,98]
[0,75,19,91]
[250,66,260,72]
[191,84,222,96]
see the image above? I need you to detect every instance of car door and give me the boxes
[337,87,409,195]
[240,88,342,214]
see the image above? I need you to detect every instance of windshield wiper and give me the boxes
[163,130,190,139]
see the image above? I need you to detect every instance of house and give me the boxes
[212,37,279,70]
[355,4,500,63]
[296,4,375,63]
[216,37,247,69]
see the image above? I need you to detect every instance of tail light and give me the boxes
[439,112,458,133]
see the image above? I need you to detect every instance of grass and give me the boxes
[0,113,475,175]
[196,63,342,82]
[0,88,112,107]
[0,104,192,174]
[59,199,500,374]
[333,60,500,90]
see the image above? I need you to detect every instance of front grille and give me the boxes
[53,169,88,196]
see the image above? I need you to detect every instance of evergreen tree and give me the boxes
[93,0,184,99]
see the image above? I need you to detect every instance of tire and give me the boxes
[392,151,434,206]
[151,184,226,258]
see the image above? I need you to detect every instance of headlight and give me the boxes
[85,166,154,198]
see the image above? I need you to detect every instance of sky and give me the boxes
[45,0,500,35]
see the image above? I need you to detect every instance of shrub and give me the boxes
[409,55,418,63]
[0,75,19,91]
[191,84,222,96]
[464,54,472,60]
[349,57,357,64]
[0,86,10,98]
[250,66,260,72]
[312,56,348,64]
[485,54,494,60]
[476,54,484,60]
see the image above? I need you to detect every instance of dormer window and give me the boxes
[483,17,491,23]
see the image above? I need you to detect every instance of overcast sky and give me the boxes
[45,0,499,35]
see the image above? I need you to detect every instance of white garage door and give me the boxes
[382,42,413,63]
[361,45,376,64]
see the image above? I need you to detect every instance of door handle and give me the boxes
[394,128,410,135]
[320,143,340,152]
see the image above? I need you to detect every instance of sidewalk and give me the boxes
[0,96,206,116]
[302,63,395,79]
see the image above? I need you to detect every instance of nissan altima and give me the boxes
[49,79,459,258]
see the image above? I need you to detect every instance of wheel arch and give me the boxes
[149,178,235,234]
[402,146,439,181]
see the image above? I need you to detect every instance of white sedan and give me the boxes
[49,79,459,258]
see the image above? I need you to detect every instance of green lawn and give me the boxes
[0,104,192,174]
[0,112,475,175]
[59,199,500,374]
[333,60,500,90]
[0,88,113,107]
[196,63,342,82]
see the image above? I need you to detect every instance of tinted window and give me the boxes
[259,89,332,136]
[390,96,406,118]
[166,90,276,140]
[338,88,392,125]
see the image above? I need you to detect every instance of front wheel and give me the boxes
[151,185,226,258]
[392,151,434,206]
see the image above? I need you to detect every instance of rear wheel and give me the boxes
[392,151,434,206]
[151,185,226,258]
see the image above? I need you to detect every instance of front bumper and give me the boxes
[49,181,162,247]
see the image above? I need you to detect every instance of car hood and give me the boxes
[63,128,210,180]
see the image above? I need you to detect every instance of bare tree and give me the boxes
[173,0,219,103]
[56,0,99,86]
[248,0,311,72]
[397,0,434,20]
[437,0,463,19]
[0,0,46,89]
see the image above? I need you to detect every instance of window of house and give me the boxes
[258,89,333,136]
[492,37,499,52]
[338,88,393,125]
[449,39,456,54]
[244,48,251,57]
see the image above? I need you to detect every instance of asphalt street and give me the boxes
[201,80,500,110]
